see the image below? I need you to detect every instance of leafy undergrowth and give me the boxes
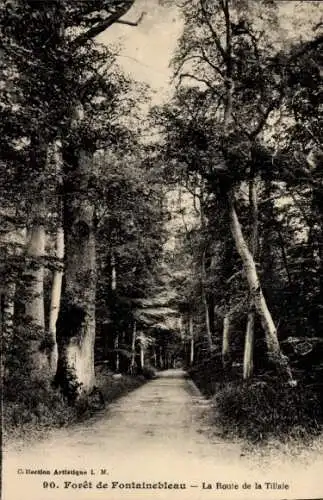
[3,379,76,444]
[190,365,323,445]
[78,368,147,417]
[212,379,322,443]
[3,369,147,445]
[140,364,158,380]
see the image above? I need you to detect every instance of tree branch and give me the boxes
[200,45,224,78]
[226,269,243,284]
[178,72,219,93]
[72,2,141,47]
[249,95,282,140]
[200,0,226,60]
[291,34,323,60]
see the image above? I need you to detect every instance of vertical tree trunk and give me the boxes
[140,334,145,370]
[200,199,212,349]
[110,249,119,371]
[228,193,294,382]
[243,178,259,380]
[130,320,136,374]
[24,132,51,375]
[178,314,184,345]
[222,312,231,369]
[114,332,120,372]
[202,291,212,349]
[25,203,48,373]
[111,252,117,291]
[55,148,97,398]
[48,223,64,376]
[189,314,194,366]
[159,347,164,370]
[243,309,254,379]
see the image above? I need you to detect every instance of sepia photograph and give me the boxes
[1,1,323,499]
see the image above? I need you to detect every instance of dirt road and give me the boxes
[3,370,323,500]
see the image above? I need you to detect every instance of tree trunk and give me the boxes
[111,252,117,291]
[159,347,164,370]
[130,320,137,374]
[243,309,254,379]
[228,192,294,382]
[189,314,194,366]
[222,312,231,369]
[203,293,212,349]
[25,203,48,373]
[153,347,157,368]
[200,191,213,349]
[243,178,259,380]
[140,335,145,370]
[48,223,64,376]
[178,315,184,341]
[114,332,120,372]
[55,148,97,399]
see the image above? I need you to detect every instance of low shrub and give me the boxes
[141,365,157,380]
[188,353,235,397]
[3,379,77,442]
[74,370,146,419]
[212,379,322,443]
[97,372,146,403]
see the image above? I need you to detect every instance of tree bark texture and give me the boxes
[25,201,49,374]
[114,332,120,372]
[129,320,137,374]
[222,312,231,369]
[243,178,259,380]
[48,224,64,376]
[56,148,97,398]
[140,334,145,370]
[228,193,294,381]
[189,314,194,366]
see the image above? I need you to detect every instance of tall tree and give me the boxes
[156,0,323,380]
[0,0,145,391]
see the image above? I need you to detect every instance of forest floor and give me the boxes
[3,369,323,500]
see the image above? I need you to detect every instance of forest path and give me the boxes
[4,370,323,500]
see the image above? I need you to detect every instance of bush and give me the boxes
[213,379,322,443]
[100,374,146,401]
[3,379,76,442]
[141,365,157,380]
[188,352,236,397]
